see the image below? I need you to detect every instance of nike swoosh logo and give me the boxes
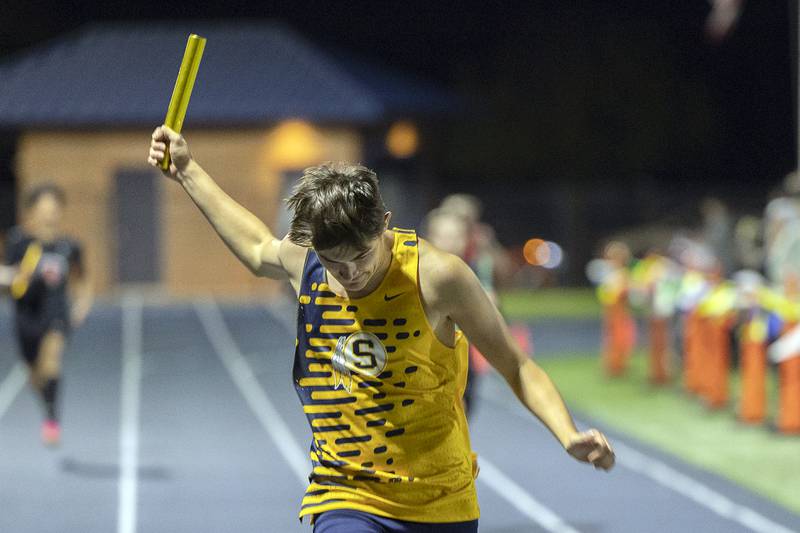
[384,292,405,301]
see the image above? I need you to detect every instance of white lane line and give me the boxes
[614,442,798,533]
[193,298,308,485]
[481,379,798,533]
[0,363,26,421]
[261,299,296,334]
[479,457,581,533]
[118,293,142,533]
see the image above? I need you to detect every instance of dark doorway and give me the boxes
[0,131,18,232]
[114,168,160,283]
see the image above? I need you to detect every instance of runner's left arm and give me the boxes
[439,253,615,470]
[68,242,93,328]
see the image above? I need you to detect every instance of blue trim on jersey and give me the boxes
[294,250,358,481]
[313,509,479,532]
[295,251,323,392]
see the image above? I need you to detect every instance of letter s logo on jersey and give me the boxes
[332,331,388,392]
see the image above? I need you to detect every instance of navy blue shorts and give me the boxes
[15,314,69,365]
[313,510,479,533]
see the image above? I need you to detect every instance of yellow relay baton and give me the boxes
[161,33,206,171]
[10,241,43,300]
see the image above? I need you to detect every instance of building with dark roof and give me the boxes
[0,22,451,295]
[0,21,451,127]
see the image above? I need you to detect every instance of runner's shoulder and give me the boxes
[3,226,31,264]
[5,226,29,246]
[278,236,309,279]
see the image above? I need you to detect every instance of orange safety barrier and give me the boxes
[695,316,717,399]
[696,315,714,401]
[683,311,700,393]
[777,349,800,434]
[777,277,800,434]
[603,299,635,377]
[648,316,670,384]
[739,323,766,423]
[687,313,711,395]
[705,315,731,409]
[596,253,800,436]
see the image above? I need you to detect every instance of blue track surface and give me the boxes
[0,298,798,533]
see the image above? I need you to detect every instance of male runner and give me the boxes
[2,184,93,446]
[148,126,615,532]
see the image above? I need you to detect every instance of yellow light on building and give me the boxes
[265,119,324,170]
[385,121,419,159]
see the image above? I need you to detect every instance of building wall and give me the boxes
[15,126,362,297]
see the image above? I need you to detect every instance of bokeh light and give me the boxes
[524,238,563,269]
[523,238,545,265]
[586,258,612,284]
[264,119,323,170]
[385,121,419,158]
[542,241,563,268]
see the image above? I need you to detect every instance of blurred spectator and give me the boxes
[423,204,485,418]
[763,172,800,294]
[439,194,512,298]
[596,241,636,377]
[733,215,764,271]
[700,197,735,277]
[423,207,470,258]
[424,195,520,418]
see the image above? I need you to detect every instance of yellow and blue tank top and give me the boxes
[294,229,480,523]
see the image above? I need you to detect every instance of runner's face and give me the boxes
[30,194,63,239]
[317,236,385,292]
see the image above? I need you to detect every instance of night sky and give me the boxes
[0,1,795,277]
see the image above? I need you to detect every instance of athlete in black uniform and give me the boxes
[2,184,92,446]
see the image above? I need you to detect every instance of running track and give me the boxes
[0,297,798,533]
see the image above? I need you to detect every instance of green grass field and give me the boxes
[538,351,800,514]
[500,288,601,319]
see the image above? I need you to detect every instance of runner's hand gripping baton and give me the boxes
[161,33,206,171]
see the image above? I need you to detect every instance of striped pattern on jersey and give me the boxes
[294,229,479,523]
